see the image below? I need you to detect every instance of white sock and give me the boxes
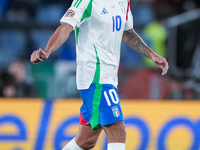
[62,138,83,150]
[107,143,125,150]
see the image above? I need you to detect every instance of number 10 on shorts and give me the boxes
[104,89,119,106]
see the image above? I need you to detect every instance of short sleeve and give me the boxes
[60,0,90,30]
[124,0,133,31]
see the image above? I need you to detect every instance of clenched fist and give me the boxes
[30,48,48,65]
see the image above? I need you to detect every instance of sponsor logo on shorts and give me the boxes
[65,9,75,18]
[112,106,120,117]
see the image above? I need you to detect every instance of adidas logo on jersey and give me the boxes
[101,7,108,14]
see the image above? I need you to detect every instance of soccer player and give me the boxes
[30,0,169,149]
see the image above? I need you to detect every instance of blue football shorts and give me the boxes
[79,83,124,130]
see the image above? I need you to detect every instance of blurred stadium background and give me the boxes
[0,0,200,149]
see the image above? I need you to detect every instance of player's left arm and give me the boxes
[122,28,169,75]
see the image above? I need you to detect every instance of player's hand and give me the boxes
[152,54,169,75]
[30,48,48,65]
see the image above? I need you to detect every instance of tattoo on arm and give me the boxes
[123,28,154,59]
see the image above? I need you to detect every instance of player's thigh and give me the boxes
[75,124,102,148]
[102,121,126,143]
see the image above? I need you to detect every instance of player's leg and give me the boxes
[62,124,102,150]
[63,83,103,150]
[98,84,126,150]
[102,121,126,150]
[103,121,126,143]
[76,124,102,149]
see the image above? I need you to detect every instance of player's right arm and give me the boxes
[30,23,73,65]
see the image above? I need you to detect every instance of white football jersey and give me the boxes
[60,0,133,90]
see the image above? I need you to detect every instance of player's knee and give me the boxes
[104,121,126,143]
[79,137,97,149]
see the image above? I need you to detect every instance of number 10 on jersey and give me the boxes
[112,15,122,32]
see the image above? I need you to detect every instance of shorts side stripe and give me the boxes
[90,37,101,130]
[89,84,103,130]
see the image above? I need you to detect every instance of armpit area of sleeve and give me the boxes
[124,23,133,31]
[60,18,77,30]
